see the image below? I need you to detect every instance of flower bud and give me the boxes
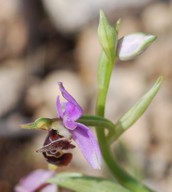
[117,32,157,60]
[98,10,117,62]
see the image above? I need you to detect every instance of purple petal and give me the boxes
[63,117,78,130]
[56,96,64,118]
[41,184,57,192]
[64,102,82,121]
[14,169,55,192]
[58,82,83,121]
[71,123,101,169]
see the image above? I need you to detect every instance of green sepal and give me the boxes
[47,172,130,192]
[21,117,54,131]
[107,76,163,143]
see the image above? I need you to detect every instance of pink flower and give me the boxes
[37,82,101,169]
[14,169,57,192]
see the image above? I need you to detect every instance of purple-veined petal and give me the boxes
[64,102,82,121]
[58,82,83,121]
[63,117,78,130]
[56,96,64,118]
[71,123,101,169]
[14,169,55,192]
[41,184,57,192]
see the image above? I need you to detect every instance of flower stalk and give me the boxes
[96,10,155,192]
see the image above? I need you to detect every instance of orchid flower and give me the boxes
[55,82,102,169]
[23,82,101,169]
[14,169,57,192]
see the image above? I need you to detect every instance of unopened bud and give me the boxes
[98,10,118,62]
[117,32,157,60]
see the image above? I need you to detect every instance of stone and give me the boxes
[120,116,149,150]
[138,35,172,82]
[42,0,151,33]
[0,0,28,60]
[25,77,42,108]
[75,25,101,86]
[142,2,172,35]
[105,67,146,121]
[34,70,88,118]
[118,16,142,39]
[150,96,172,145]
[0,60,25,117]
[0,0,21,21]
[104,67,150,151]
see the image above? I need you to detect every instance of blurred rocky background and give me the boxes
[0,0,172,191]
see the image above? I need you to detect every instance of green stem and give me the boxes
[96,10,154,191]
[96,98,153,192]
[95,62,154,192]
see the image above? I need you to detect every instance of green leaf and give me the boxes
[107,76,163,142]
[98,10,117,63]
[77,115,116,131]
[47,172,130,192]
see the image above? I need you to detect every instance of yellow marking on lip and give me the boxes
[48,163,58,170]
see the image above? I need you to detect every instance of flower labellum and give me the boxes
[37,129,75,166]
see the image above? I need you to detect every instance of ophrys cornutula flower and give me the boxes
[22,82,101,169]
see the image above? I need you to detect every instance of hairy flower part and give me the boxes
[37,129,75,166]
[56,82,102,169]
[14,169,57,192]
